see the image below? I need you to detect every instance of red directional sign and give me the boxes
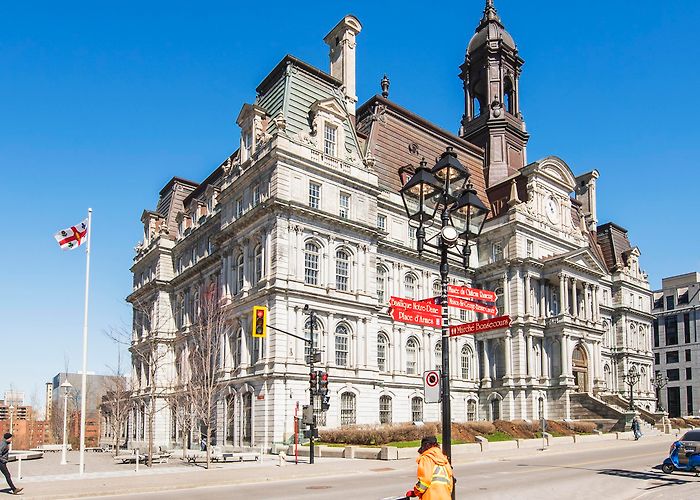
[389,297,441,328]
[449,316,512,337]
[447,296,498,316]
[447,285,497,303]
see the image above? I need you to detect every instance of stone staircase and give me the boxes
[598,393,666,434]
[569,392,627,432]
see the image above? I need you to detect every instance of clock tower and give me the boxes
[460,0,530,188]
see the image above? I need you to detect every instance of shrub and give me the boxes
[544,420,574,436]
[493,420,537,439]
[319,422,439,446]
[465,421,496,435]
[566,421,597,434]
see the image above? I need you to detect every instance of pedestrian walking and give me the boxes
[405,436,453,500]
[632,416,642,440]
[0,433,23,495]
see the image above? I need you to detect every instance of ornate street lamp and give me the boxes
[622,366,641,411]
[60,380,73,465]
[651,371,668,413]
[399,146,489,468]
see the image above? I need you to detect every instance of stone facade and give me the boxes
[127,4,654,451]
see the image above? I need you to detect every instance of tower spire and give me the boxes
[480,0,502,27]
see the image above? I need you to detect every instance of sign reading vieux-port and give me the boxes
[449,315,512,337]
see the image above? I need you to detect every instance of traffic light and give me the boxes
[309,371,319,394]
[252,306,267,338]
[319,371,329,395]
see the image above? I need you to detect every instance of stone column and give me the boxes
[562,334,572,377]
[481,340,492,385]
[593,285,599,322]
[242,240,251,292]
[503,273,510,315]
[571,279,578,318]
[539,279,546,318]
[540,338,548,379]
[505,331,513,382]
[524,273,531,316]
[559,273,567,315]
[526,333,534,378]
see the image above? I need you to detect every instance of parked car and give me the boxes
[669,430,700,466]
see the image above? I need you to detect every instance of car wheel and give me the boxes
[662,463,674,474]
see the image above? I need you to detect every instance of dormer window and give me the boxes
[324,124,337,156]
[243,130,253,161]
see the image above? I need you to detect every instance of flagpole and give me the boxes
[78,208,92,475]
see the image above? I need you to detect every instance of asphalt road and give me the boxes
[81,439,700,500]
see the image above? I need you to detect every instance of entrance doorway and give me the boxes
[572,345,588,393]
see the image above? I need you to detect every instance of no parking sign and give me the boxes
[423,370,441,403]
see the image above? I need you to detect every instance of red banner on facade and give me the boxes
[447,285,497,303]
[449,316,512,337]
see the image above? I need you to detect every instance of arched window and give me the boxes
[304,242,320,285]
[473,96,482,117]
[376,265,388,304]
[434,341,442,370]
[335,323,349,366]
[225,394,235,445]
[461,345,472,379]
[192,289,200,323]
[490,397,501,421]
[236,254,244,293]
[336,250,350,291]
[175,293,185,329]
[432,279,441,297]
[340,392,356,426]
[411,397,423,423]
[406,337,419,374]
[640,367,647,392]
[504,77,514,114]
[232,328,242,368]
[379,395,392,424]
[242,392,252,446]
[604,364,611,389]
[466,399,477,421]
[404,273,417,300]
[377,333,389,372]
[254,244,263,283]
[304,318,320,363]
[602,321,610,347]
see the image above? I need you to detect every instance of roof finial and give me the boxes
[380,74,390,99]
[481,0,501,24]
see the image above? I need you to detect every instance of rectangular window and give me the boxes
[235,197,243,218]
[460,309,468,322]
[336,255,349,292]
[379,397,392,424]
[492,242,503,262]
[666,351,679,364]
[666,316,678,345]
[309,182,321,209]
[408,226,416,248]
[335,335,348,366]
[377,214,386,231]
[688,386,694,415]
[666,295,675,311]
[686,349,692,362]
[679,288,689,305]
[526,239,533,258]
[685,313,691,344]
[411,398,423,423]
[243,131,252,160]
[667,368,680,381]
[339,192,350,219]
[324,124,337,156]
[252,184,260,207]
[654,352,660,365]
[653,319,659,348]
[686,367,692,380]
[304,247,319,285]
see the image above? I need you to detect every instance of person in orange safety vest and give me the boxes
[405,436,454,500]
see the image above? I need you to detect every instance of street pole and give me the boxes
[78,208,93,475]
[439,209,452,464]
[8,406,14,452]
[61,390,69,465]
[308,309,315,465]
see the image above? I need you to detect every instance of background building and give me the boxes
[652,272,700,417]
[128,2,655,451]
[0,399,50,450]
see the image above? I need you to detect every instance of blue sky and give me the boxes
[1,0,698,405]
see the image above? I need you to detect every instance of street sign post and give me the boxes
[449,315,512,337]
[424,370,441,403]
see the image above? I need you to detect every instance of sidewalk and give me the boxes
[8,433,678,499]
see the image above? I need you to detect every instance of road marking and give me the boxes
[491,451,663,475]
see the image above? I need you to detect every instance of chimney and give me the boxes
[574,170,599,231]
[323,15,362,116]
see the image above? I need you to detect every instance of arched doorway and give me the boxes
[572,345,589,393]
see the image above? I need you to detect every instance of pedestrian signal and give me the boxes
[252,306,267,338]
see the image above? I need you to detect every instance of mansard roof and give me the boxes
[596,222,634,272]
[356,94,487,204]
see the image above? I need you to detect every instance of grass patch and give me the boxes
[486,431,514,442]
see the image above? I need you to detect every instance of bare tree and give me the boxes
[186,287,227,469]
[164,391,195,460]
[101,350,133,454]
[106,297,172,467]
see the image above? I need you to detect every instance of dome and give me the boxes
[467,1,517,55]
